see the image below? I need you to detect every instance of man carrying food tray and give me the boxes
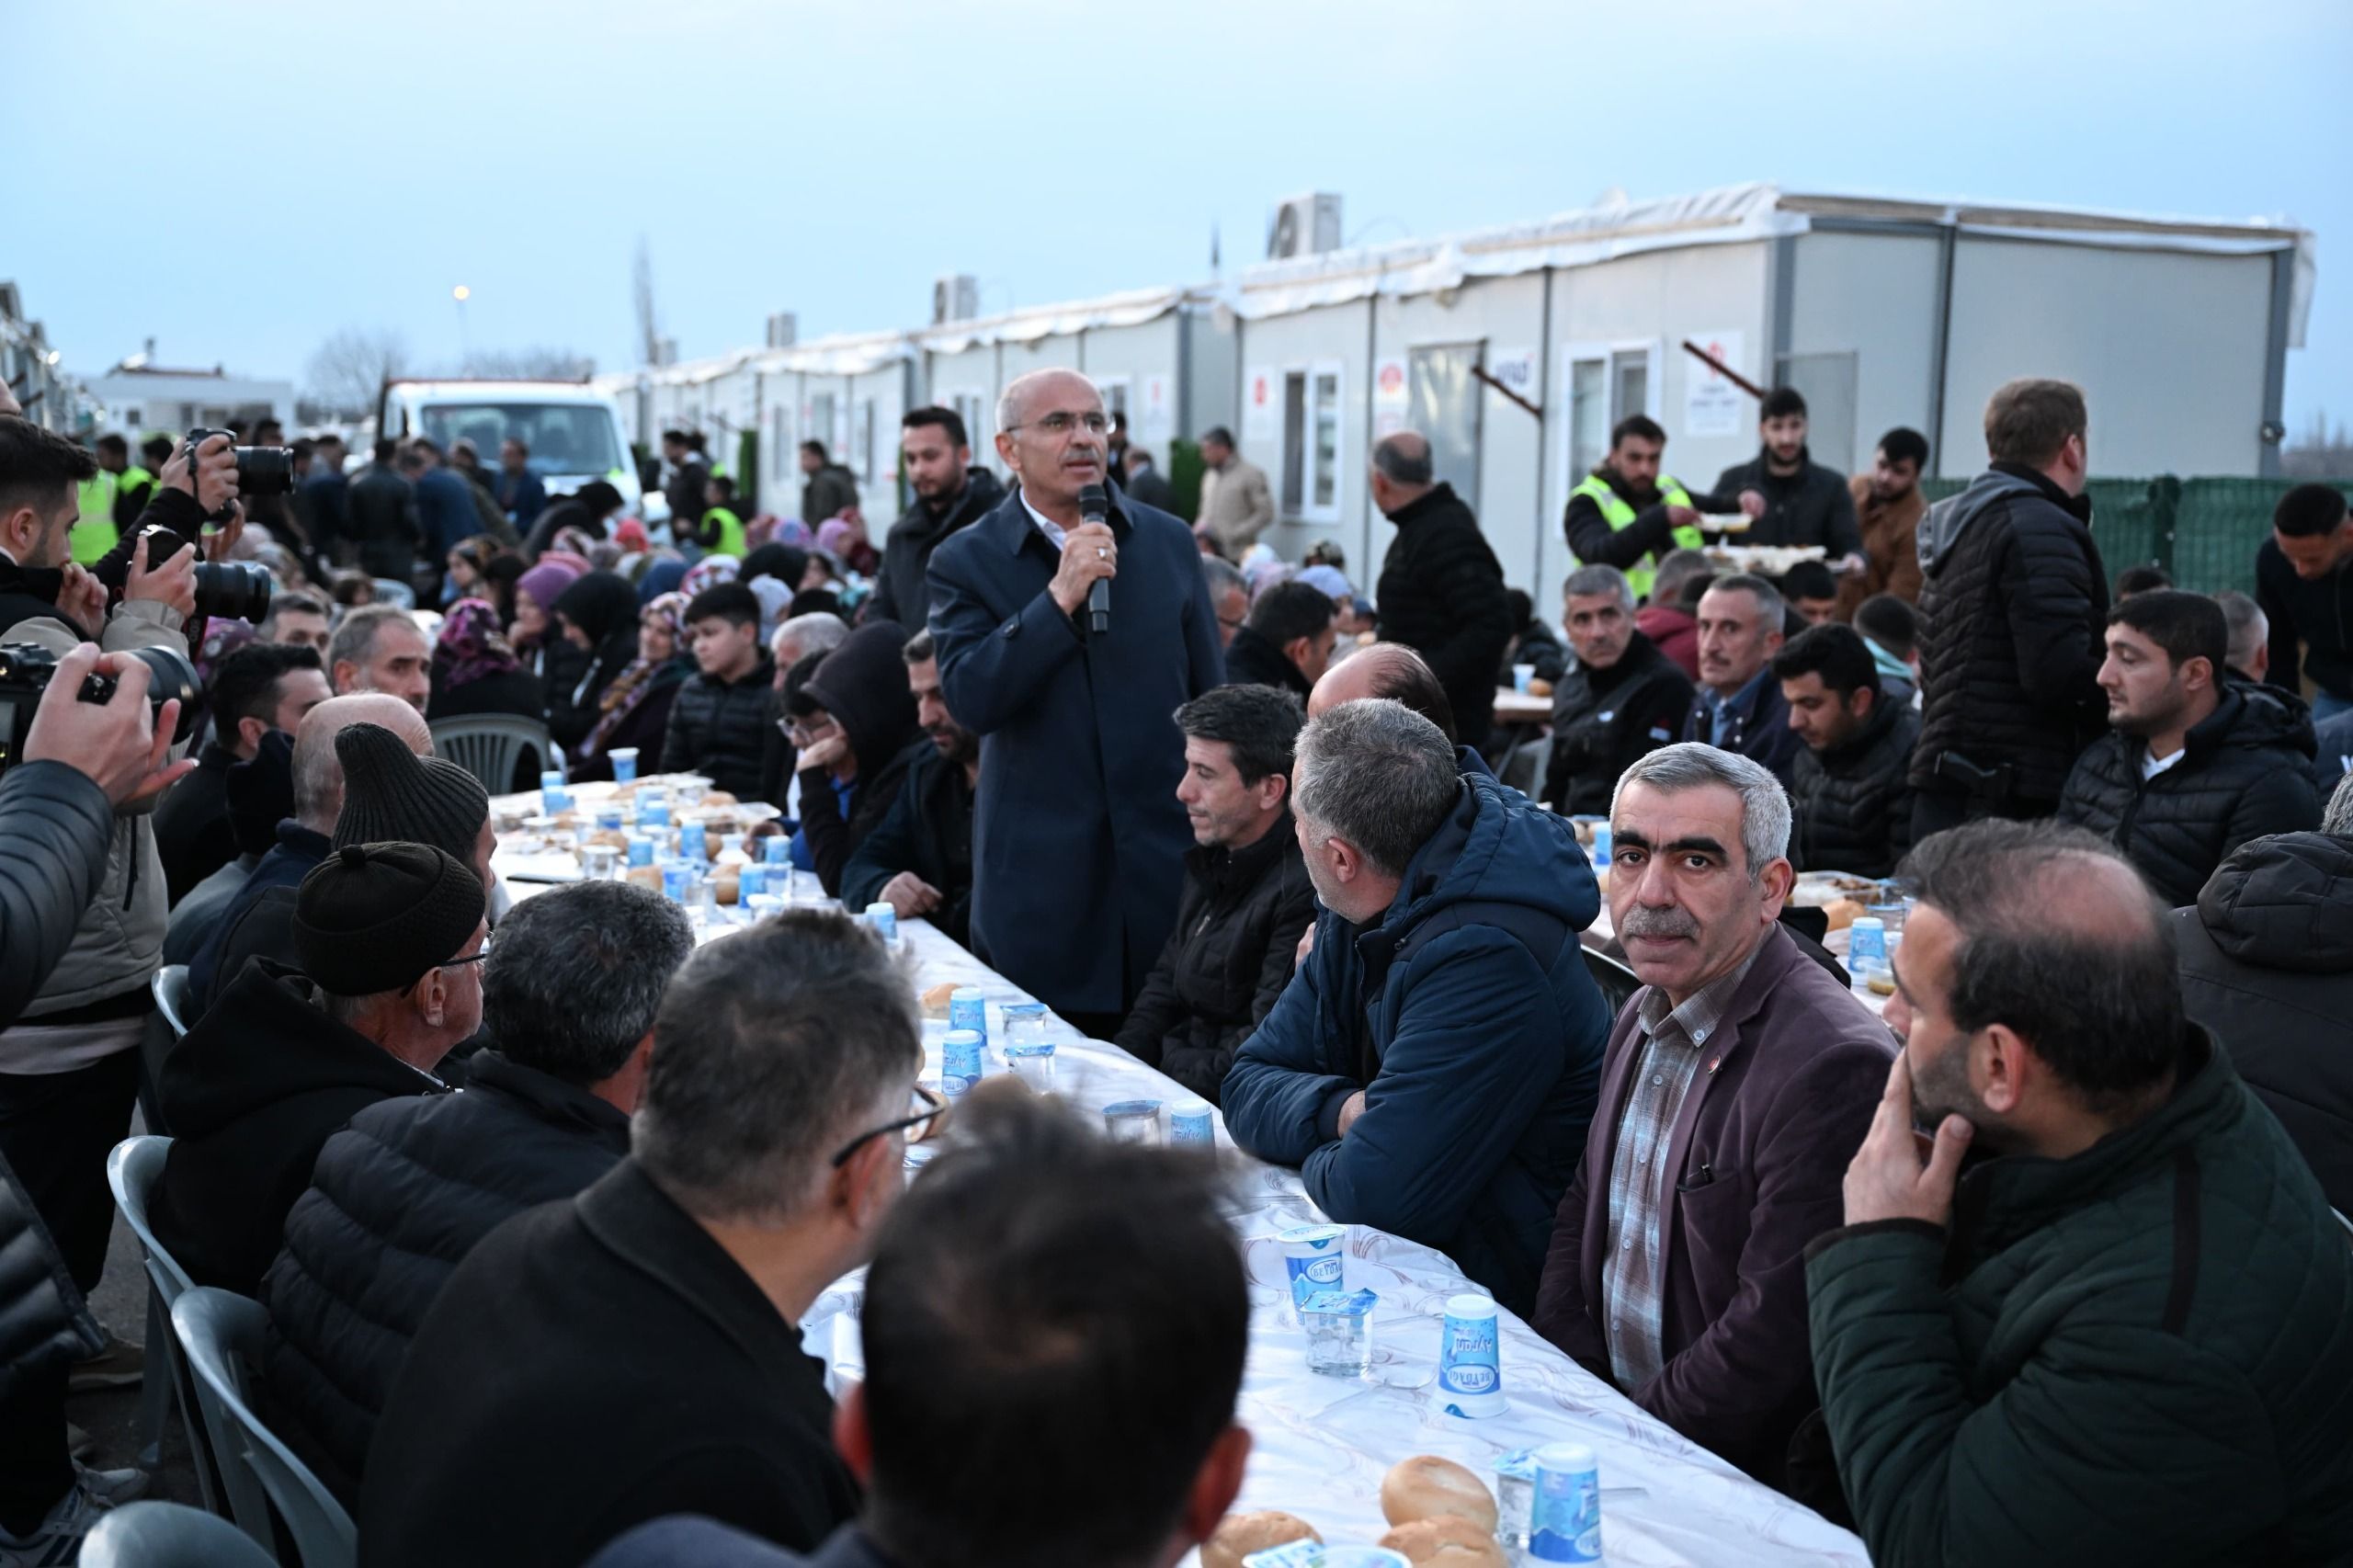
[1561,415,1745,602]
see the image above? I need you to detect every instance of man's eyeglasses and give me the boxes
[831,1084,949,1168]
[786,716,840,748]
[1005,412,1111,438]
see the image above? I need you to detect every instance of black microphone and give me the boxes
[1078,482,1110,636]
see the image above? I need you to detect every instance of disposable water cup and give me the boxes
[609,747,639,783]
[1513,663,1537,693]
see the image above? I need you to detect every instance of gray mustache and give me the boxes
[1620,908,1699,939]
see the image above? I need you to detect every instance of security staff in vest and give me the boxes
[96,434,156,532]
[1562,415,1731,602]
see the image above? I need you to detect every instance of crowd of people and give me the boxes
[0,356,2349,1567]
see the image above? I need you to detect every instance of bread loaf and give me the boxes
[1200,1511,1318,1568]
[1380,1514,1508,1566]
[1380,1455,1497,1531]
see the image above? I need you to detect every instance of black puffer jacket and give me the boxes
[2058,682,2321,909]
[261,1049,631,1504]
[1789,696,1920,879]
[795,622,921,895]
[1545,632,1693,816]
[1373,483,1516,750]
[840,740,975,944]
[867,467,1004,630]
[0,761,113,1029]
[1911,464,2109,806]
[1709,448,1862,557]
[2175,831,2353,1214]
[1114,812,1316,1105]
[661,653,778,803]
[1222,624,1313,698]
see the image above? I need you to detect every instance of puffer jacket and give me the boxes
[1545,632,1693,816]
[1114,812,1317,1105]
[1807,1031,2353,1564]
[2057,682,2320,909]
[660,653,779,804]
[1789,695,1919,879]
[1910,464,2109,807]
[0,1145,104,1403]
[1222,770,1611,1314]
[262,1049,631,1504]
[0,761,113,1029]
[1372,483,1516,750]
[2175,831,2353,1213]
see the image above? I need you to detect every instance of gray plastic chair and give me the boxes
[173,1288,356,1567]
[107,1136,217,1510]
[153,965,193,1038]
[1582,945,1644,1017]
[79,1499,276,1567]
[367,577,416,609]
[137,964,191,1136]
[429,712,556,794]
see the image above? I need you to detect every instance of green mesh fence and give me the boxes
[1918,475,2353,596]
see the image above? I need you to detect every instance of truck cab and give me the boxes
[376,379,664,526]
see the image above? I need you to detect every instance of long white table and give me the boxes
[495,790,1866,1566]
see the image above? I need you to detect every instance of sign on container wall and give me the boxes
[1373,357,1409,437]
[1243,365,1279,444]
[1684,330,1747,438]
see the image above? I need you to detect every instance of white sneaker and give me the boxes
[74,1463,149,1508]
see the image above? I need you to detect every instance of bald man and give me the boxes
[185,694,433,1012]
[926,369,1224,1034]
[1312,642,1504,781]
[1369,430,1514,754]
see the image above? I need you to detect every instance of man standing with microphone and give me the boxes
[927,369,1223,1037]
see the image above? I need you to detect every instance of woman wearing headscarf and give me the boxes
[546,571,644,761]
[512,557,588,712]
[633,554,688,608]
[679,553,739,599]
[815,517,879,578]
[571,592,693,781]
[427,598,545,722]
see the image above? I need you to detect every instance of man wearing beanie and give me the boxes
[151,843,485,1294]
[193,715,494,1017]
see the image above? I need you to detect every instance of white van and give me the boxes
[376,379,664,524]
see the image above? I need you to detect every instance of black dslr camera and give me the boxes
[92,428,281,624]
[0,643,199,775]
[183,426,295,519]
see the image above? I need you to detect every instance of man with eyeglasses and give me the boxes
[149,841,483,1296]
[362,910,918,1568]
[928,369,1224,1037]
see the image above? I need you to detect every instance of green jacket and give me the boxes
[1806,1032,2353,1566]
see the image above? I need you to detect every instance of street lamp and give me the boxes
[452,285,472,363]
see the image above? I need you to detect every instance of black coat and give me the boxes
[1788,695,1920,879]
[1545,632,1693,816]
[1912,465,2109,806]
[426,667,545,725]
[1372,483,1515,750]
[840,741,974,944]
[2257,534,2353,704]
[927,486,1223,1017]
[1221,623,1312,698]
[1114,813,1316,1106]
[795,623,922,896]
[345,462,422,581]
[572,662,690,783]
[153,741,239,907]
[2175,831,2353,1215]
[358,1160,858,1568]
[2314,708,2353,801]
[1709,449,1862,557]
[663,656,779,803]
[0,760,113,1028]
[150,961,449,1295]
[1505,617,1569,685]
[863,467,1004,631]
[261,1050,631,1504]
[2057,682,2321,909]
[1125,464,1178,514]
[1681,672,1803,787]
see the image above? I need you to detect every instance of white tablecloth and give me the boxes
[496,796,1867,1566]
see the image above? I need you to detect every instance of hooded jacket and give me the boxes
[263,1049,631,1504]
[149,960,449,1295]
[2175,831,2353,1213]
[1222,770,1611,1313]
[839,740,974,945]
[1789,693,1920,880]
[2057,682,2321,909]
[794,622,922,895]
[1545,631,1693,817]
[867,466,1004,631]
[1911,465,2108,805]
[547,573,645,754]
[1114,811,1317,1106]
[1806,1032,2353,1564]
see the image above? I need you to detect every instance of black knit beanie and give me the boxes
[293,842,484,995]
[330,722,491,864]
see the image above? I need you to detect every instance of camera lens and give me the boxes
[190,562,275,626]
[233,446,296,497]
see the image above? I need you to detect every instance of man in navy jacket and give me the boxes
[926,369,1222,1033]
[1222,699,1610,1314]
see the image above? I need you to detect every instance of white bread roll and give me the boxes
[1200,1510,1319,1568]
[1380,1514,1509,1566]
[1380,1455,1497,1530]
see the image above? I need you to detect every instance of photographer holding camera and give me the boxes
[0,418,224,1465]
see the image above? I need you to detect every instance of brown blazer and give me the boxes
[1835,472,1926,619]
[1531,923,1893,1490]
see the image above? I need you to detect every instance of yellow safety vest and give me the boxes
[71,472,120,565]
[702,506,746,558]
[1570,472,1702,601]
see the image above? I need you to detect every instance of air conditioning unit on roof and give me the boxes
[1267,193,1343,259]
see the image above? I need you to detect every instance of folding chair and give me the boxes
[106,1137,218,1510]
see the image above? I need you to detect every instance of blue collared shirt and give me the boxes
[1704,667,1770,745]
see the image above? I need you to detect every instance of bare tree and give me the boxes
[305,327,409,416]
[459,346,597,381]
[2282,408,2353,480]
[633,235,661,368]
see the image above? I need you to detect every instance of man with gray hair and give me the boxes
[1223,699,1610,1313]
[327,602,431,715]
[1202,553,1248,648]
[2213,588,2269,684]
[1534,742,1892,1498]
[264,878,696,1501]
[362,909,916,1566]
[1368,429,1514,753]
[1546,562,1696,816]
[1681,572,1801,785]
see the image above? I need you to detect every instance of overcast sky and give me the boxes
[8,0,2347,439]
